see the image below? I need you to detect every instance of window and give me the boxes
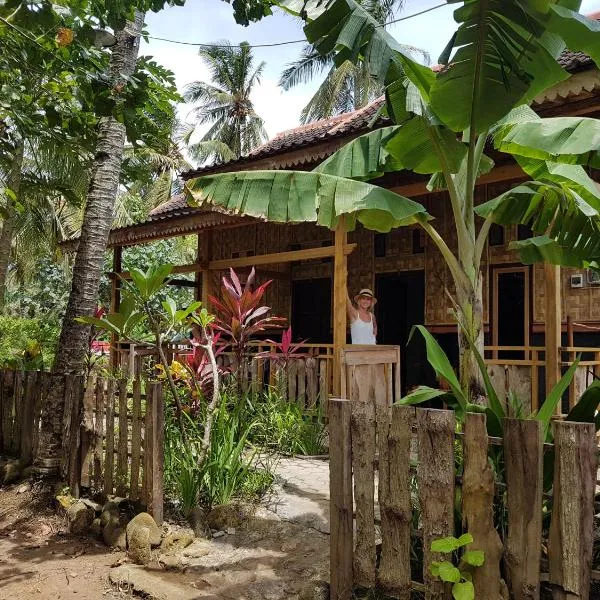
[517,224,533,241]
[374,233,387,257]
[412,229,424,254]
[488,224,505,246]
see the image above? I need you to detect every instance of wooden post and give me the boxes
[567,316,576,409]
[19,371,38,467]
[548,421,596,600]
[333,217,348,397]
[110,246,122,370]
[545,264,561,401]
[147,383,164,525]
[463,413,506,598]
[504,418,544,600]
[329,399,353,600]
[201,230,213,307]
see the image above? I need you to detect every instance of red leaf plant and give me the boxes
[258,327,307,364]
[209,267,286,379]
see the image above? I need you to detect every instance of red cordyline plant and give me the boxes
[209,267,285,380]
[258,327,306,364]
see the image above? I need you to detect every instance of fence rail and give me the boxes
[329,397,597,600]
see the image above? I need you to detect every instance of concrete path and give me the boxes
[265,458,331,534]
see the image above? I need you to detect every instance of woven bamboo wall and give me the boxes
[204,183,600,328]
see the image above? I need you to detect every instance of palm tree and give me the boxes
[183,41,268,164]
[279,0,424,123]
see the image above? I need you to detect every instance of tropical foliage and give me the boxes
[183,41,268,163]
[187,0,600,403]
[279,0,418,123]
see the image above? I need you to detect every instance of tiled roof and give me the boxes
[181,48,596,182]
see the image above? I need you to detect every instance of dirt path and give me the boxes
[0,458,332,600]
[0,481,126,600]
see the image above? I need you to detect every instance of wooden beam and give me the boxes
[545,263,562,401]
[333,218,348,397]
[195,234,202,302]
[208,243,356,270]
[110,247,122,370]
[201,230,213,307]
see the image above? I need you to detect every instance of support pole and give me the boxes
[109,246,122,370]
[545,263,561,402]
[201,230,213,307]
[333,217,348,397]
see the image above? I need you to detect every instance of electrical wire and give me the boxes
[144,2,447,48]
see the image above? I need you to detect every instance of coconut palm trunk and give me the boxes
[0,140,24,310]
[35,12,144,474]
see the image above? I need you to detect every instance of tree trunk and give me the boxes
[0,141,24,311]
[35,12,144,475]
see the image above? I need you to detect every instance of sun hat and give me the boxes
[354,288,377,305]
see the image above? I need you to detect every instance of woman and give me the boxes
[347,288,377,345]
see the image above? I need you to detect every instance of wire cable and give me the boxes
[144,2,447,48]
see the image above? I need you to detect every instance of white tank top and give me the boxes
[350,313,376,345]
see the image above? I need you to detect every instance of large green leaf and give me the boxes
[185,170,431,233]
[314,126,402,181]
[495,116,600,167]
[548,5,600,67]
[398,386,449,406]
[511,235,600,270]
[535,358,580,439]
[429,1,570,134]
[384,117,468,175]
[565,380,600,425]
[409,325,467,411]
[280,0,435,101]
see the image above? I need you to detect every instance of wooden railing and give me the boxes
[484,345,600,413]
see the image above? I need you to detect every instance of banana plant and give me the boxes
[185,0,600,404]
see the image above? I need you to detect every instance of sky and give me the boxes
[141,0,600,146]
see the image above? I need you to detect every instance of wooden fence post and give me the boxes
[548,421,596,600]
[104,379,116,495]
[130,379,142,501]
[378,405,413,599]
[417,409,455,600]
[19,371,39,466]
[79,375,96,489]
[146,383,164,525]
[1,369,14,454]
[116,379,128,496]
[329,399,353,600]
[93,378,106,490]
[504,418,544,600]
[351,364,377,588]
[63,375,85,497]
[463,413,506,598]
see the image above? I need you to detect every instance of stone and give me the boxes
[188,506,210,538]
[226,527,236,535]
[128,526,152,565]
[56,494,76,512]
[17,483,31,494]
[66,501,95,535]
[100,501,119,527]
[126,512,162,547]
[212,531,225,539]
[159,553,183,570]
[103,513,127,550]
[90,518,102,538]
[160,529,194,553]
[206,503,252,531]
[3,460,21,484]
[110,565,199,600]
[182,540,211,559]
[298,580,330,600]
[81,498,103,514]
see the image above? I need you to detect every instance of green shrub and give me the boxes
[247,391,327,456]
[0,315,59,369]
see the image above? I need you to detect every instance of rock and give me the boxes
[17,483,31,494]
[81,498,103,514]
[102,513,127,549]
[159,553,183,570]
[3,460,21,484]
[100,501,119,527]
[298,580,330,600]
[206,503,252,531]
[182,540,211,559]
[110,565,199,600]
[212,531,225,538]
[188,506,210,538]
[160,529,194,553]
[67,501,95,535]
[90,518,102,538]
[226,527,236,535]
[56,494,76,513]
[128,525,152,565]
[126,512,162,547]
